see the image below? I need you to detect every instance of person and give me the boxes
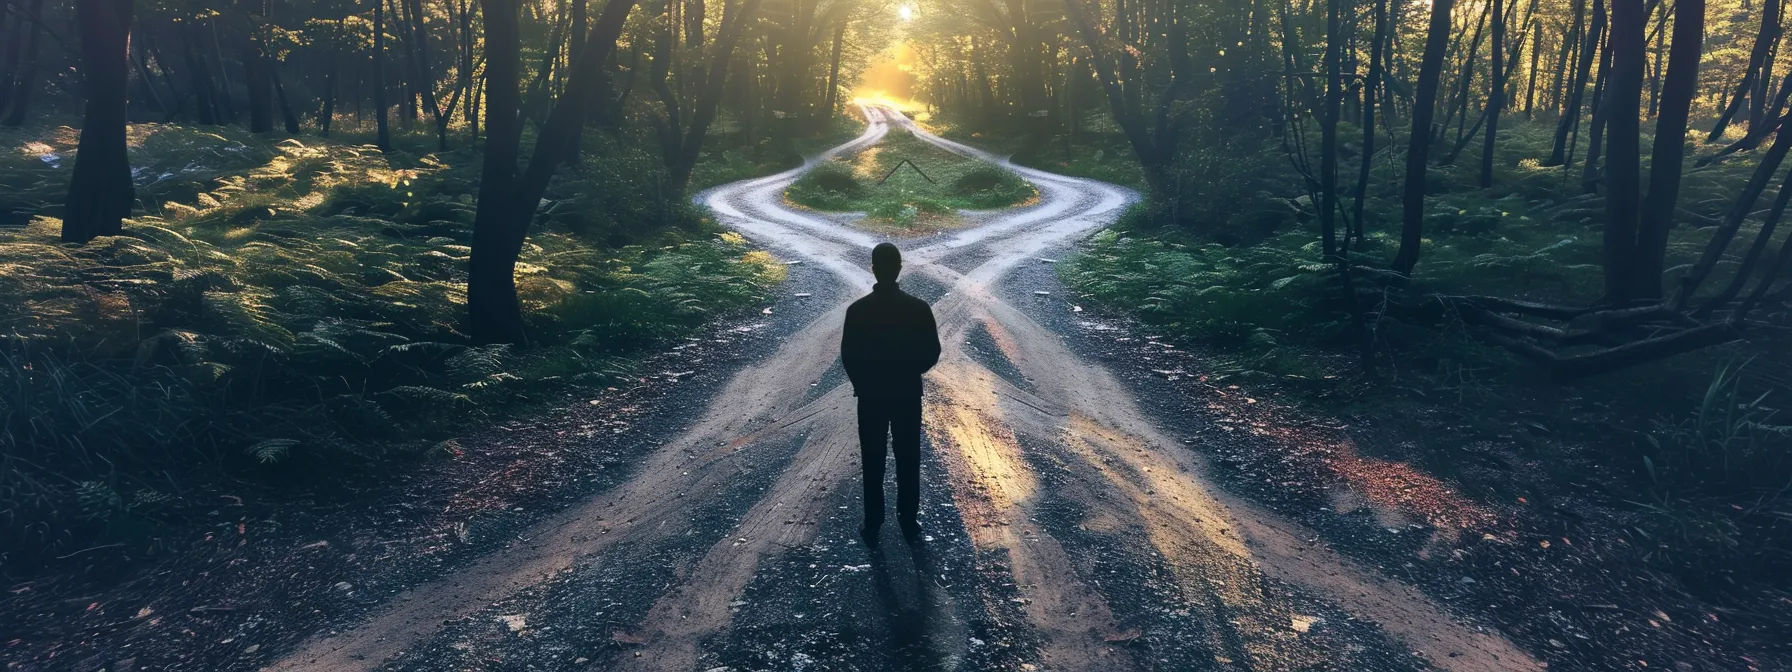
[840,242,941,546]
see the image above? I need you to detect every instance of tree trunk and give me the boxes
[1709,0,1782,140]
[1524,19,1543,118]
[0,0,47,127]
[272,67,302,134]
[1480,0,1506,187]
[470,0,527,345]
[666,0,767,193]
[1673,122,1792,307]
[1353,0,1389,240]
[1549,0,1585,117]
[1393,0,1456,275]
[1319,0,1345,258]
[62,0,136,245]
[0,7,20,118]
[469,0,639,344]
[1583,24,1616,183]
[1632,0,1703,299]
[183,37,220,126]
[321,45,338,135]
[1546,0,1604,165]
[246,48,276,133]
[822,22,846,120]
[1066,0,1171,199]
[1598,0,1646,304]
[374,0,391,150]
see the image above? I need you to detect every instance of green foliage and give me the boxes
[1064,225,1351,353]
[785,127,1035,227]
[0,124,785,574]
[1633,362,1792,580]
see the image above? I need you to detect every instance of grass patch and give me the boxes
[0,123,786,576]
[785,127,1035,230]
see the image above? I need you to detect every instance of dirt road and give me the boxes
[267,105,1543,671]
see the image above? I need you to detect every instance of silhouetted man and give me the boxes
[841,243,941,546]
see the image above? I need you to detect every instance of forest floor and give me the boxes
[4,107,1787,672]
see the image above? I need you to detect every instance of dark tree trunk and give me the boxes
[1580,29,1614,192]
[1353,0,1389,240]
[246,48,276,133]
[209,19,238,123]
[1632,0,1703,299]
[374,0,391,150]
[1546,0,1604,165]
[1674,122,1792,306]
[272,67,302,134]
[1549,0,1586,117]
[183,37,220,125]
[62,0,136,245]
[320,45,338,135]
[1393,0,1455,275]
[1480,0,1506,187]
[1709,0,1782,140]
[0,0,46,127]
[404,0,448,148]
[1598,0,1646,304]
[1647,0,1666,116]
[1525,18,1543,118]
[822,22,846,119]
[1438,1,1489,147]
[1319,0,1345,258]
[664,0,767,193]
[0,6,20,118]
[1066,0,1171,199]
[470,0,527,345]
[469,0,639,344]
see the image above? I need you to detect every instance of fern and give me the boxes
[245,438,299,464]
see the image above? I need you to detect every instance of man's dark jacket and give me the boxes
[841,282,941,398]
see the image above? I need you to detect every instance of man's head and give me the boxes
[872,242,901,284]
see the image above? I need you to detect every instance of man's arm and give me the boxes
[916,304,941,374]
[840,305,864,383]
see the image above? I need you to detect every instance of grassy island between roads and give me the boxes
[785,127,1035,230]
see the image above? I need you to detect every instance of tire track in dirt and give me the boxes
[267,305,862,670]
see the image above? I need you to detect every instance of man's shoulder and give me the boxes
[899,291,933,313]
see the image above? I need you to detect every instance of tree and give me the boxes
[62,0,136,244]
[468,0,638,344]
[1545,0,1604,165]
[0,0,47,126]
[1631,0,1703,299]
[649,0,768,194]
[1480,0,1507,187]
[1708,0,1781,141]
[1392,0,1455,275]
[374,0,392,150]
[1597,0,1645,304]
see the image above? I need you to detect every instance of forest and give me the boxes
[2,0,1791,667]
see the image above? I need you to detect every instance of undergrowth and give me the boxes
[1050,117,1792,586]
[0,123,785,576]
[785,127,1035,228]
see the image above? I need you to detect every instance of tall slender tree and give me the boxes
[1598,0,1646,304]
[1393,0,1456,275]
[1633,0,1704,299]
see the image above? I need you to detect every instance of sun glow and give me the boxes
[898,4,914,20]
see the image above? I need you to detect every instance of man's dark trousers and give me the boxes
[858,395,921,529]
